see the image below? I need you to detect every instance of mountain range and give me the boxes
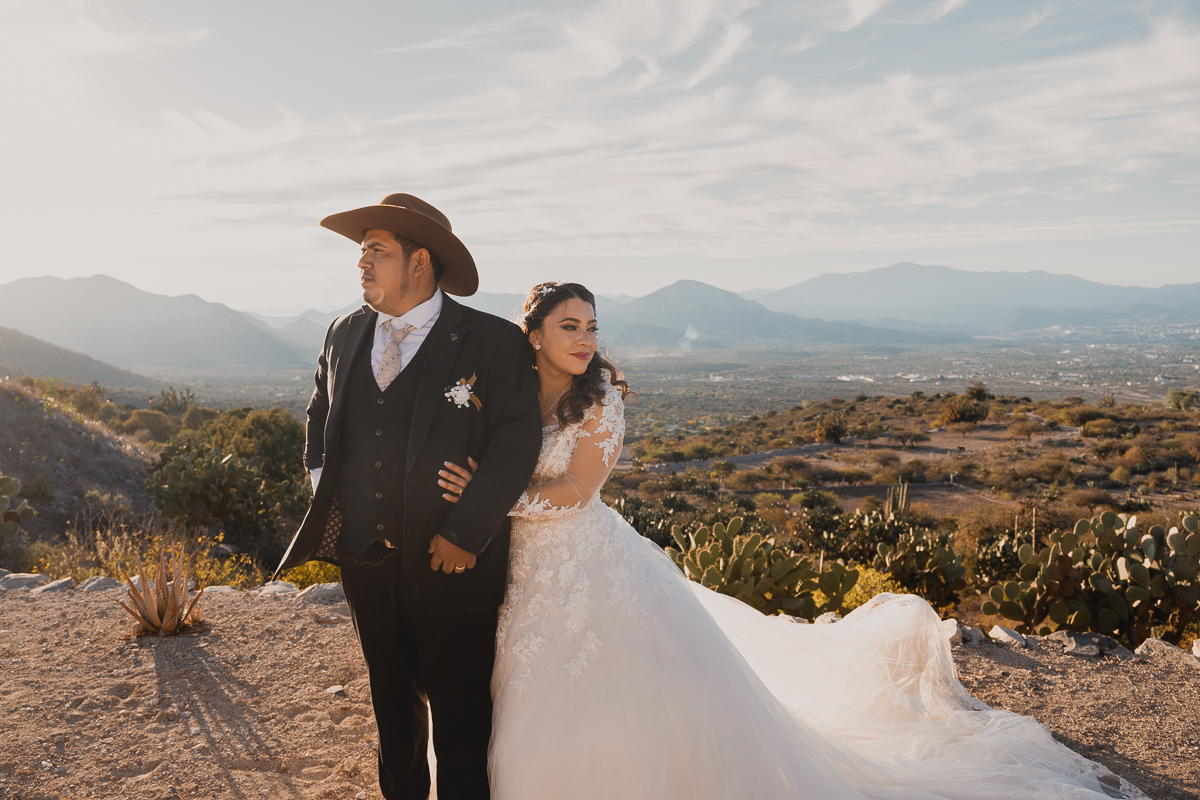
[3,264,1199,379]
[743,263,1200,332]
[0,326,161,389]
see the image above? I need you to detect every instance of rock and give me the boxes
[0,573,50,590]
[125,575,152,595]
[1135,638,1200,668]
[78,576,122,592]
[960,624,986,646]
[0,568,10,579]
[814,611,841,624]
[203,585,241,595]
[257,580,299,598]
[941,618,963,645]
[325,685,348,698]
[1045,630,1129,658]
[989,625,1027,647]
[31,578,76,595]
[1193,640,1200,659]
[294,582,345,605]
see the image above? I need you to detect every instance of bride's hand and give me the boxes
[439,457,478,503]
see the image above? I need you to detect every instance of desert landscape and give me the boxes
[1,581,1198,800]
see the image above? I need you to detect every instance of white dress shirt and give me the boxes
[310,289,444,492]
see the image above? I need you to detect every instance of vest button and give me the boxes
[377,398,385,405]
[375,492,383,499]
[376,523,384,531]
[374,461,382,468]
[375,429,383,436]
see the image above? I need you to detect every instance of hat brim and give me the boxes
[319,205,478,296]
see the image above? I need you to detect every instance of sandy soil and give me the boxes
[2,587,1197,800]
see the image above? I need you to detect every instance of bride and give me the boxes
[441,281,1145,799]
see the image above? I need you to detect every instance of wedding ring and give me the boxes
[454,566,465,572]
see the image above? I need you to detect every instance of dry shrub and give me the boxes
[37,494,263,590]
[280,560,342,589]
[118,543,205,634]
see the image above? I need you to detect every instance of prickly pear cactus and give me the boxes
[669,517,858,620]
[981,511,1200,647]
[0,472,37,558]
[872,527,967,608]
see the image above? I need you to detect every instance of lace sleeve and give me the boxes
[510,384,625,519]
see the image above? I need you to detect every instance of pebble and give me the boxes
[0,573,50,590]
[78,576,122,592]
[31,577,77,595]
[326,685,348,698]
[814,611,841,624]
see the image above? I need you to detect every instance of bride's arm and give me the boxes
[511,388,625,518]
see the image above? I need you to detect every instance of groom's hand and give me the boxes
[428,533,477,574]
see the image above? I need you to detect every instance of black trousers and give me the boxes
[338,538,497,800]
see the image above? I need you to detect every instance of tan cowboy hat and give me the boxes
[319,193,478,296]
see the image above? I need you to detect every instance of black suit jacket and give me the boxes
[273,295,542,615]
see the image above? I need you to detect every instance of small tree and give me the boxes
[1005,420,1045,442]
[938,395,989,425]
[855,421,884,448]
[815,411,847,444]
[1167,389,1199,412]
[965,381,992,402]
[894,430,929,449]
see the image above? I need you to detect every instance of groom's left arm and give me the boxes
[437,323,541,555]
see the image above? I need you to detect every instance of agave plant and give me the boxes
[117,544,206,634]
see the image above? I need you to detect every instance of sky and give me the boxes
[0,0,1197,315]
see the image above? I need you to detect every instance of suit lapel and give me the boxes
[407,297,466,474]
[326,306,375,443]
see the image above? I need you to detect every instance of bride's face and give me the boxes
[531,297,598,378]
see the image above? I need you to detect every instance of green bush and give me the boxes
[124,409,177,441]
[938,395,989,425]
[147,444,306,564]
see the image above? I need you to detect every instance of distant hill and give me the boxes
[0,327,160,389]
[743,263,1200,332]
[601,280,964,347]
[0,276,312,371]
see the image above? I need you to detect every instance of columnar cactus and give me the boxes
[669,517,859,620]
[982,511,1200,647]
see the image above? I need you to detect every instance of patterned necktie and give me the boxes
[376,319,416,390]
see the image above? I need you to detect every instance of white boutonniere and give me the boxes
[445,373,482,410]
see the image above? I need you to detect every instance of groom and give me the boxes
[274,193,542,800]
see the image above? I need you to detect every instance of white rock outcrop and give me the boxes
[0,573,50,590]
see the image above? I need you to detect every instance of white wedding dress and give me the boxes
[486,383,1144,800]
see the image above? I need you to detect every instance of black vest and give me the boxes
[335,327,431,554]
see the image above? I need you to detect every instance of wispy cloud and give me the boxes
[687,22,752,88]
[0,0,1196,308]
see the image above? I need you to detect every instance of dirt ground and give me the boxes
[1,587,1197,800]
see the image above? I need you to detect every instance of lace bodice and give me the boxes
[508,382,625,519]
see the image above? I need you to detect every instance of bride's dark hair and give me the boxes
[521,281,632,426]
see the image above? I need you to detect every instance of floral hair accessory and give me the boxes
[534,282,560,300]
